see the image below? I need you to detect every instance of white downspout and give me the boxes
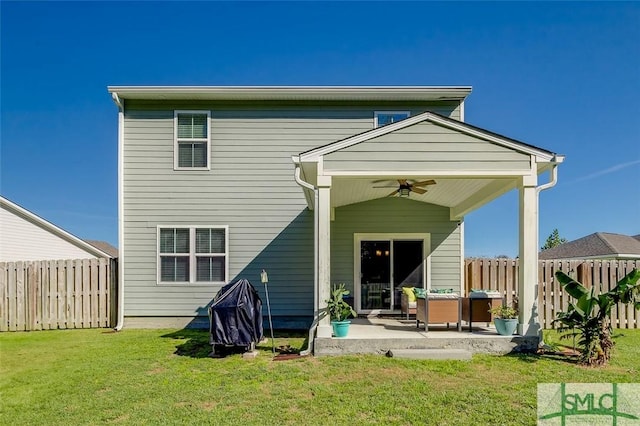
[536,160,559,195]
[534,158,559,346]
[293,161,318,356]
[112,92,125,331]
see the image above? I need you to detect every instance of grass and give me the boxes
[1,328,639,425]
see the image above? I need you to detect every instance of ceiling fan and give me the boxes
[373,179,436,197]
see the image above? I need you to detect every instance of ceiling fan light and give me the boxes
[399,187,410,197]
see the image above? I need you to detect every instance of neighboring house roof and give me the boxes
[0,196,114,260]
[108,85,472,102]
[85,240,119,258]
[539,232,640,260]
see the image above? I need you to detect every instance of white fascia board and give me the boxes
[0,196,113,259]
[107,86,472,102]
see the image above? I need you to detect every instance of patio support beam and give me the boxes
[517,163,539,337]
[316,175,332,338]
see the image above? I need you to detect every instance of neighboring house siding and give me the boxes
[323,121,531,172]
[0,207,98,261]
[331,198,461,294]
[123,101,460,318]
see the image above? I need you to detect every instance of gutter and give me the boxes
[111,91,125,331]
[293,158,318,356]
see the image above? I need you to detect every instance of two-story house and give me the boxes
[108,86,563,343]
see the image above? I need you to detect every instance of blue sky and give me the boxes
[1,1,639,256]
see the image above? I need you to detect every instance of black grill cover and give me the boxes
[208,279,263,346]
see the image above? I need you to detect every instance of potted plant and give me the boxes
[325,283,357,338]
[489,304,518,336]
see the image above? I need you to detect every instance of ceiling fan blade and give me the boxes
[412,179,436,186]
[373,185,398,188]
[412,187,427,194]
[387,189,399,197]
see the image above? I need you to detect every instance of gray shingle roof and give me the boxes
[539,232,640,260]
[84,240,119,258]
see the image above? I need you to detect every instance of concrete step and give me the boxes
[386,348,472,360]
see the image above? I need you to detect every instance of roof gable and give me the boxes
[299,111,561,163]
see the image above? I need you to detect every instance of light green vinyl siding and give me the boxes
[323,120,531,172]
[122,100,460,319]
[331,198,461,295]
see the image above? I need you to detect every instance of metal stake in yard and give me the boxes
[261,269,275,356]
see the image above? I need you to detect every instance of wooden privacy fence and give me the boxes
[465,258,640,329]
[0,258,117,331]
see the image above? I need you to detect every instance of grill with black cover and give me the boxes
[208,278,263,356]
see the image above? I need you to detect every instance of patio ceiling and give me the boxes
[329,176,510,209]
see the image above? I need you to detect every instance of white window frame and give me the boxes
[174,110,211,170]
[374,111,410,128]
[157,225,229,285]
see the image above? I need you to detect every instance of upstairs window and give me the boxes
[174,111,210,169]
[158,226,228,284]
[374,111,410,128]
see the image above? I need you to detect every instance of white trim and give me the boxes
[374,111,410,128]
[0,196,113,259]
[108,86,472,102]
[156,225,229,285]
[459,100,465,122]
[353,233,431,315]
[300,111,559,163]
[173,110,211,171]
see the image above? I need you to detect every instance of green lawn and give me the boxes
[1,328,638,425]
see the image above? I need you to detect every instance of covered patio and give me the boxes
[292,110,564,352]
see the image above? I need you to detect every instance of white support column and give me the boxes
[518,168,539,337]
[316,176,332,338]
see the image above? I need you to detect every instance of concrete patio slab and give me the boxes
[314,317,538,356]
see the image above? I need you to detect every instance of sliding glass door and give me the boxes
[356,234,428,314]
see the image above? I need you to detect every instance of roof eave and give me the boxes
[106,86,472,102]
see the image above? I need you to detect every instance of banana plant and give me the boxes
[554,268,640,366]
